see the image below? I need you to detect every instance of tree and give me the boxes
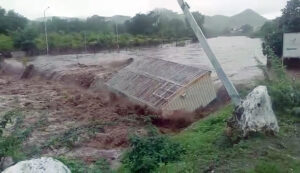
[12,27,39,55]
[262,0,300,57]
[6,10,28,31]
[192,12,205,28]
[280,0,300,32]
[125,13,158,35]
[0,7,7,34]
[187,12,206,37]
[0,7,28,34]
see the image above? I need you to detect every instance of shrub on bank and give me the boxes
[261,46,300,113]
[121,133,186,173]
[0,111,24,171]
[0,34,14,52]
[33,32,171,54]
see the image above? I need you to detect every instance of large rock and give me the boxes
[228,86,279,136]
[2,157,71,173]
[0,157,14,170]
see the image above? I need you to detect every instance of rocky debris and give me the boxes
[2,157,70,173]
[228,86,279,136]
[20,64,34,79]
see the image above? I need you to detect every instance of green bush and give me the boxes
[249,161,283,173]
[89,159,111,173]
[122,134,185,173]
[57,157,111,173]
[0,34,14,52]
[0,110,24,170]
[57,157,88,173]
[261,46,300,112]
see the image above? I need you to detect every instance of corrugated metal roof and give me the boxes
[106,58,210,109]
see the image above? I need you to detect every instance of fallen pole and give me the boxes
[177,0,241,106]
[177,0,280,136]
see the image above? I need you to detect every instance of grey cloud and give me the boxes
[0,0,288,19]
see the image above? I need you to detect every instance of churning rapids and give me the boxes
[5,36,266,87]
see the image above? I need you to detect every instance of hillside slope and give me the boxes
[204,9,268,35]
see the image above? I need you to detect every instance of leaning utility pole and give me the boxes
[44,7,50,55]
[177,0,241,105]
[116,23,119,50]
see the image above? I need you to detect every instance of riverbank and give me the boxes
[157,105,300,172]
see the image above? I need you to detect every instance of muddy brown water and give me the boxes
[4,36,266,86]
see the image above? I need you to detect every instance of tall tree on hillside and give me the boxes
[0,7,27,34]
[280,0,300,32]
[186,12,206,38]
[192,12,205,28]
[86,15,114,32]
[262,0,300,57]
[12,26,39,55]
[0,7,6,34]
[125,13,158,35]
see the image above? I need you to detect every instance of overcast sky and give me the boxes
[0,0,288,20]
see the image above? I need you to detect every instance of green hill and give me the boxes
[204,9,268,36]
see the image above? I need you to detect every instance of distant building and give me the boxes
[283,33,300,59]
[106,58,216,112]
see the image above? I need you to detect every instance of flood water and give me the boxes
[8,36,267,86]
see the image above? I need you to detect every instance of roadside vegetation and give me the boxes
[57,157,111,173]
[0,8,205,56]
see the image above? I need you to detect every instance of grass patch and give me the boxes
[44,121,107,149]
[157,105,300,172]
[0,110,25,170]
[57,157,111,173]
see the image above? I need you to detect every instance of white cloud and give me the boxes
[0,0,288,19]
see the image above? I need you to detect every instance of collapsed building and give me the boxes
[106,58,216,112]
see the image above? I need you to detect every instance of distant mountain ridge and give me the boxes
[204,9,268,35]
[35,15,130,24]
